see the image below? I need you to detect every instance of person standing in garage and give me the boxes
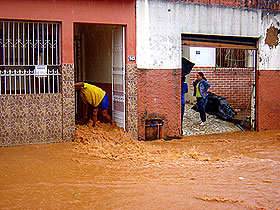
[193,72,211,126]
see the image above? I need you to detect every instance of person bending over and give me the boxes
[75,82,116,127]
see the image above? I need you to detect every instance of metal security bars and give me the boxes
[0,21,60,66]
[0,20,61,95]
[216,48,255,68]
[0,67,60,95]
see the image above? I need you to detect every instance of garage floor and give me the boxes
[182,103,242,136]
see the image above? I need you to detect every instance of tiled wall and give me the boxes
[0,94,63,146]
[0,63,76,146]
[126,64,138,140]
[61,64,75,142]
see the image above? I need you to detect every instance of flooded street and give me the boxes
[0,123,280,210]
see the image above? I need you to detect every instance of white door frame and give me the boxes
[112,26,126,129]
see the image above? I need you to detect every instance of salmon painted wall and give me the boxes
[0,0,136,64]
[138,69,181,140]
[256,70,280,130]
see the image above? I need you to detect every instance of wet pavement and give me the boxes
[182,103,242,136]
[0,123,280,210]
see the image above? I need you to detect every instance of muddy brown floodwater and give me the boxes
[0,122,280,210]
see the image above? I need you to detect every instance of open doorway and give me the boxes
[181,34,257,135]
[74,23,126,128]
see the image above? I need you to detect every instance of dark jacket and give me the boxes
[181,83,188,105]
[193,79,211,99]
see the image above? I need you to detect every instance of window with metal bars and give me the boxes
[0,20,61,95]
[216,48,254,68]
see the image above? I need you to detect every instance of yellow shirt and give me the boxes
[196,82,202,98]
[80,83,106,107]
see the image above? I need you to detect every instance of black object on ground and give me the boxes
[192,92,236,121]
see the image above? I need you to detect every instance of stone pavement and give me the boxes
[182,103,241,136]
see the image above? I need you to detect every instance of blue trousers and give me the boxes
[197,97,208,122]
[181,103,185,126]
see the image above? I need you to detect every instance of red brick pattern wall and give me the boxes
[138,69,181,140]
[170,0,280,10]
[256,70,280,131]
[190,67,255,109]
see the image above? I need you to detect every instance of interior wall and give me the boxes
[79,24,112,84]
[189,67,255,109]
[74,24,114,119]
[182,47,195,104]
[189,47,216,67]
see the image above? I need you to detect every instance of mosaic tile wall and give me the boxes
[61,64,75,142]
[0,94,63,146]
[0,64,76,146]
[126,64,138,140]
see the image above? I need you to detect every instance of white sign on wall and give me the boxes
[35,65,48,77]
[189,47,216,67]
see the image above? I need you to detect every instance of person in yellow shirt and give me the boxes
[75,82,116,127]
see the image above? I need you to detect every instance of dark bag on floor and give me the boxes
[206,92,236,121]
[192,92,236,121]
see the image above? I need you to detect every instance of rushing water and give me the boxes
[0,122,279,210]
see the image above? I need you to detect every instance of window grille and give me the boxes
[216,48,254,68]
[0,20,61,95]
